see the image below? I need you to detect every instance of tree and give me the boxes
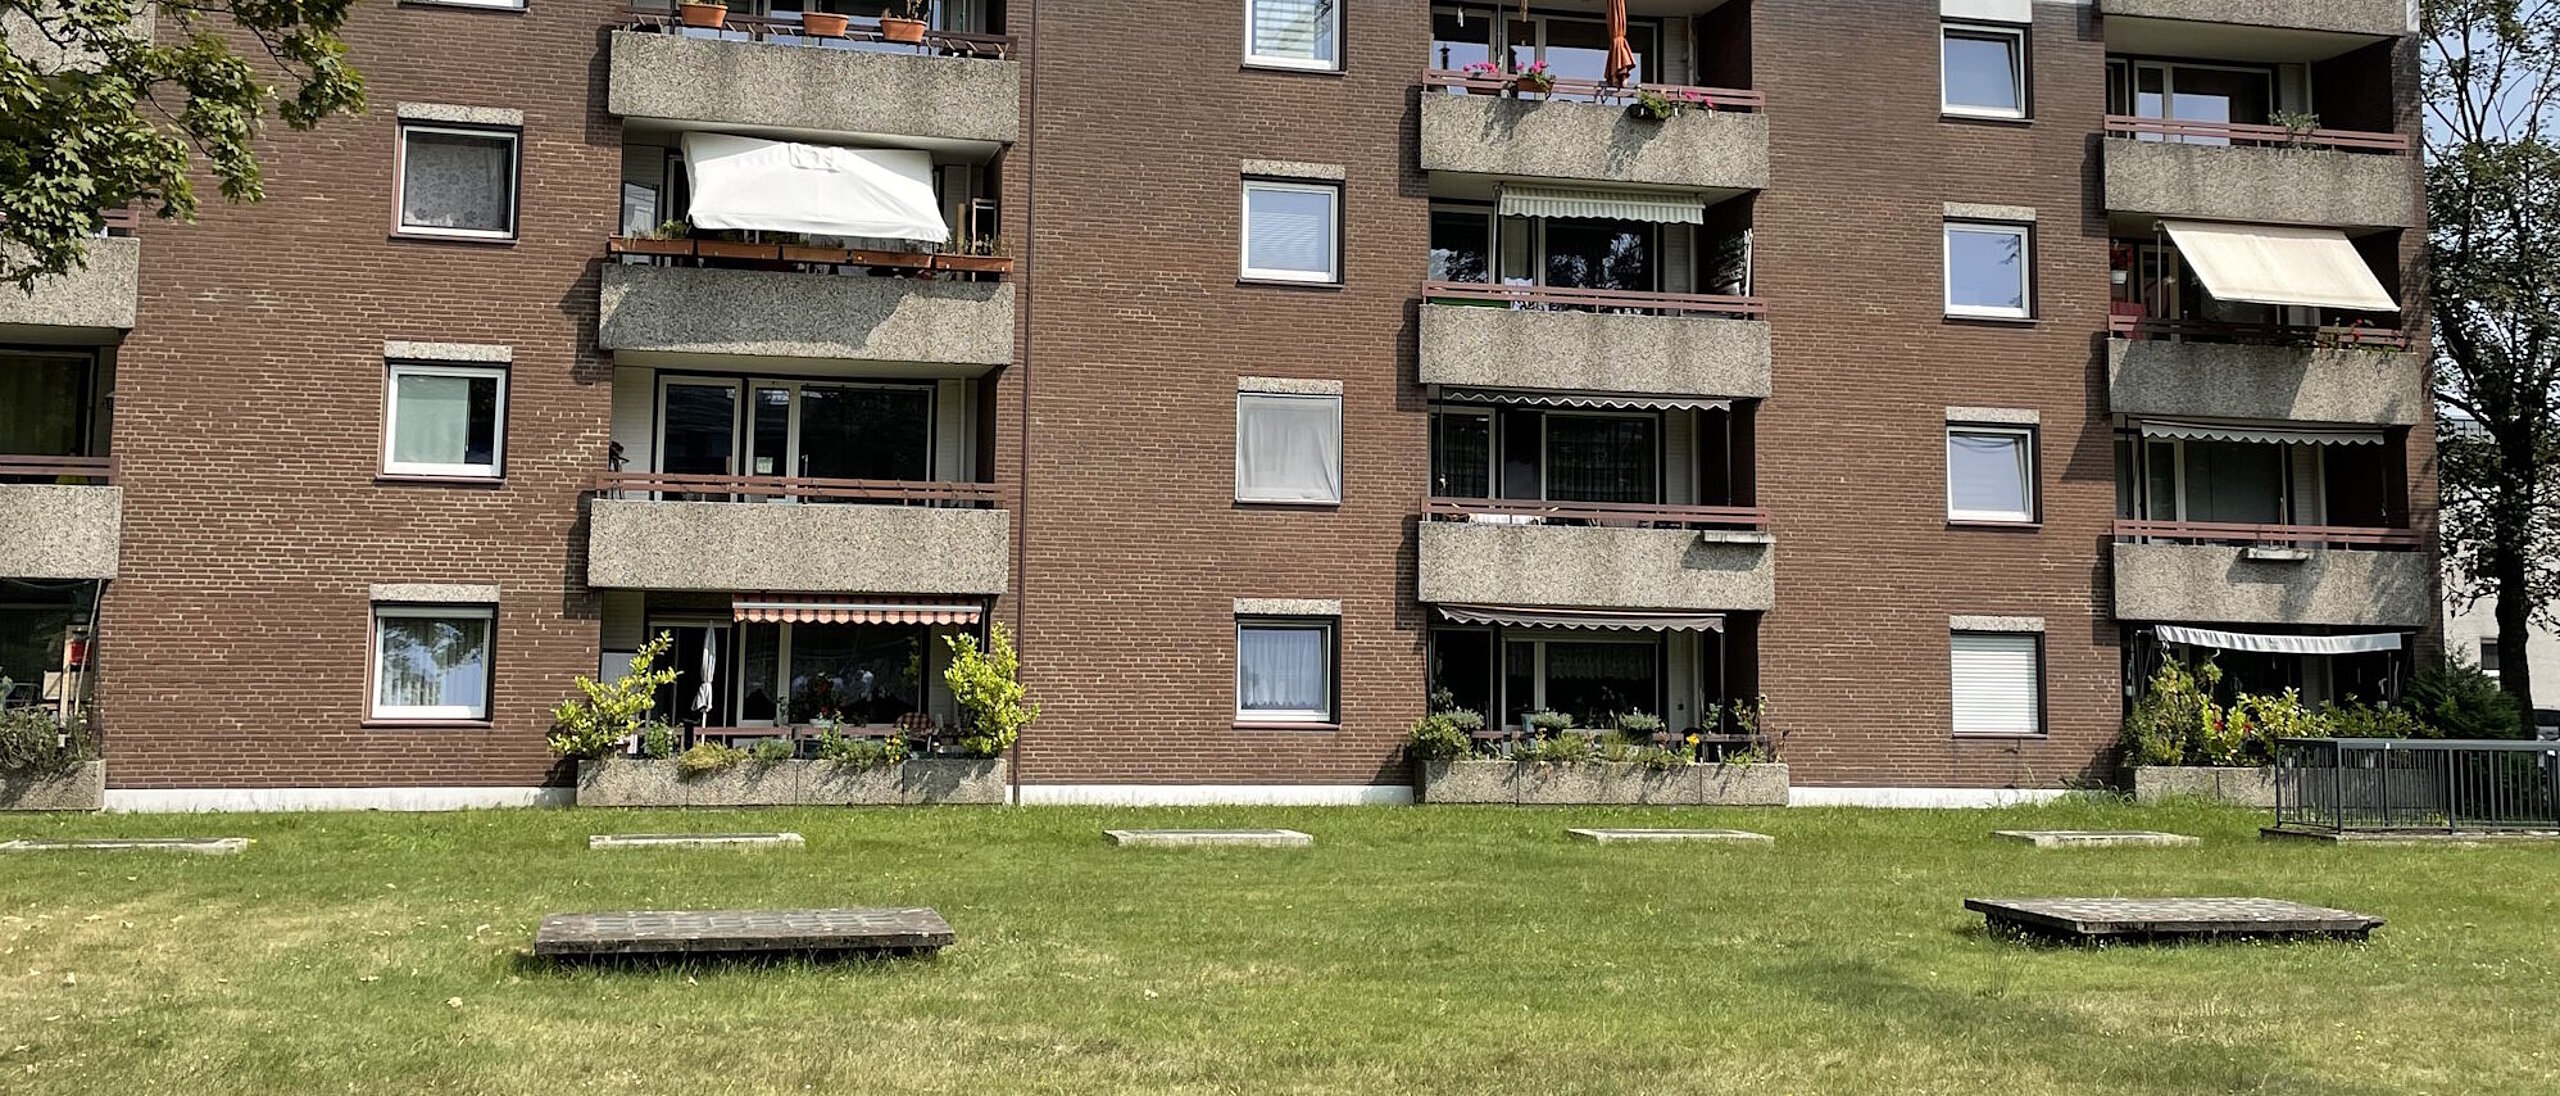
[1,0,364,289]
[2426,0,2560,714]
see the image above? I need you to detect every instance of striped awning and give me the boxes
[731,596,983,625]
[1499,185,1705,225]
[1437,604,1725,632]
[2138,419,2385,447]
[1437,386,1732,412]
[2156,625,2404,655]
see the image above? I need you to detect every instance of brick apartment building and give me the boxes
[0,0,2435,808]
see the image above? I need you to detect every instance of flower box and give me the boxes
[2130,765,2276,808]
[0,761,105,812]
[613,236,698,257]
[1418,759,1787,806]
[576,757,1008,807]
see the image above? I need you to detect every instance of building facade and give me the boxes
[0,0,2435,808]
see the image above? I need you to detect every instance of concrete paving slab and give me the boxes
[589,832,806,850]
[1994,830,2201,849]
[1566,828,1775,844]
[1104,828,1313,848]
[0,837,249,855]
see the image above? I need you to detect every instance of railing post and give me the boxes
[2332,745,2345,834]
[2445,744,2459,834]
[2377,742,2391,831]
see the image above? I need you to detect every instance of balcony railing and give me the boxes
[2103,116,2411,154]
[0,455,115,485]
[1428,497,1770,532]
[625,12,1010,58]
[1425,280,1765,320]
[607,236,1013,279]
[2113,519,2421,550]
[593,471,998,507]
[1422,69,1764,111]
[2275,738,2560,834]
[2107,314,2412,350]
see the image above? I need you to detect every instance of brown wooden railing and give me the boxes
[2114,519,2421,550]
[2103,115,2411,154]
[1423,69,1765,111]
[1428,496,1770,532]
[607,236,1013,278]
[98,208,137,237]
[2108,314,2413,350]
[594,471,998,506]
[0,455,115,484]
[626,12,1011,57]
[1425,280,1765,319]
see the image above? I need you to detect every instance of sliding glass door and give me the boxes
[657,376,934,494]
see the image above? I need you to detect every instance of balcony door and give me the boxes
[2110,59,2275,139]
[656,376,935,496]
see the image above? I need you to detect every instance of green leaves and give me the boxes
[942,624,1037,758]
[548,633,679,760]
[2,0,365,288]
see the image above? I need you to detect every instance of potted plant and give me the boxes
[935,235,1014,276]
[1512,60,1554,98]
[616,219,695,258]
[677,1,727,29]
[801,10,850,37]
[1458,61,1503,94]
[881,0,927,44]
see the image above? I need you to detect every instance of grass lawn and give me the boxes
[3,799,2556,1095]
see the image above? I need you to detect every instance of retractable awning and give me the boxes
[1437,604,1725,632]
[1436,386,1732,413]
[1499,185,1705,225]
[731,596,982,626]
[2138,419,2385,447]
[681,132,949,242]
[2155,625,2404,655]
[2158,220,2399,312]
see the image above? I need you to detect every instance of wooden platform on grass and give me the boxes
[1566,828,1773,845]
[534,908,954,958]
[0,837,248,855]
[1104,828,1312,847]
[588,833,804,850]
[1967,897,2382,942]
[1993,830,2199,849]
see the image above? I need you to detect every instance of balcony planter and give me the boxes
[800,11,849,37]
[616,236,696,258]
[692,239,773,262]
[0,760,105,812]
[677,1,726,28]
[1417,759,1788,806]
[882,16,927,43]
[2130,765,2276,808]
[934,254,1014,276]
[576,756,1008,807]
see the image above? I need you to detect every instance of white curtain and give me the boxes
[1947,432,2029,517]
[392,374,475,466]
[1250,0,1335,63]
[1239,626,1327,713]
[1236,394,1342,503]
[376,615,492,714]
[1245,185,1337,277]
[682,133,948,242]
[402,131,514,233]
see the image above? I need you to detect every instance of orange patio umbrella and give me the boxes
[1605,0,1636,87]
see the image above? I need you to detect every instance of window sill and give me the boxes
[397,0,526,10]
[364,719,496,731]
[1241,61,1346,77]
[1948,519,2041,531]
[377,473,506,488]
[1238,277,1343,291]
[1234,721,1341,733]
[1951,731,2047,740]
[1234,498,1343,510]
[389,231,518,247]
[1944,313,2037,327]
[1941,110,2032,127]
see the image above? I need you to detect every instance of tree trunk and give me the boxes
[2493,434,2539,718]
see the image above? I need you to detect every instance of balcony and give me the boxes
[586,474,1008,595]
[2112,522,2431,628]
[2096,0,2414,39]
[1419,284,1769,399]
[2107,318,2425,426]
[0,458,120,580]
[0,228,137,338]
[1419,73,1767,191]
[1417,500,1774,613]
[597,246,1015,369]
[2103,118,2417,229]
[608,19,1017,146]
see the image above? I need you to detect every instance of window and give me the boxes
[1951,631,2041,736]
[1241,180,1340,283]
[2481,639,2502,679]
[372,606,494,721]
[385,363,506,478]
[1947,426,2035,523]
[1945,222,2031,319]
[1942,23,2026,120]
[1246,0,1339,70]
[1236,392,1343,503]
[1238,618,1336,723]
[1504,634,1661,730]
[398,125,520,239]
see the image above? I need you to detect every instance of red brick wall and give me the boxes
[99,1,621,788]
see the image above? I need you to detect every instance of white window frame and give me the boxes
[383,362,509,479]
[2481,638,2502,680]
[1946,425,2036,524]
[1235,390,1345,504]
[1244,0,1342,71]
[1941,22,2027,121]
[407,0,525,10]
[1950,630,2044,737]
[1236,617,1337,723]
[1239,179,1342,284]
[1944,221,2032,320]
[370,605,496,721]
[396,123,522,241]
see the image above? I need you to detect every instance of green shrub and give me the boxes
[1406,712,1472,760]
[639,721,677,760]
[816,728,905,768]
[1515,731,1594,764]
[2320,697,2427,739]
[1524,710,1574,735]
[749,736,797,764]
[944,623,1038,758]
[2122,658,2223,766]
[1613,711,1665,736]
[548,633,677,760]
[2228,688,2320,763]
[2402,654,2524,740]
[676,741,744,778]
[0,704,90,777]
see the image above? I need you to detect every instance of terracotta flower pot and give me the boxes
[800,11,849,37]
[677,1,727,28]
[881,16,927,43]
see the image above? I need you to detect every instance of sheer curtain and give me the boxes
[1237,394,1342,502]
[401,131,514,233]
[376,614,492,715]
[392,373,474,466]
[1239,625,1328,715]
[1244,185,1337,277]
[1947,431,2030,517]
[1545,416,1655,503]
[1250,0,1336,64]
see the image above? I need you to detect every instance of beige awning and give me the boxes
[1437,604,1725,632]
[2138,419,2385,447]
[1499,185,1704,224]
[2159,220,2399,312]
[732,596,982,625]
[1436,386,1732,413]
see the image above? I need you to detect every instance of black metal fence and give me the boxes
[2274,738,2560,833]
